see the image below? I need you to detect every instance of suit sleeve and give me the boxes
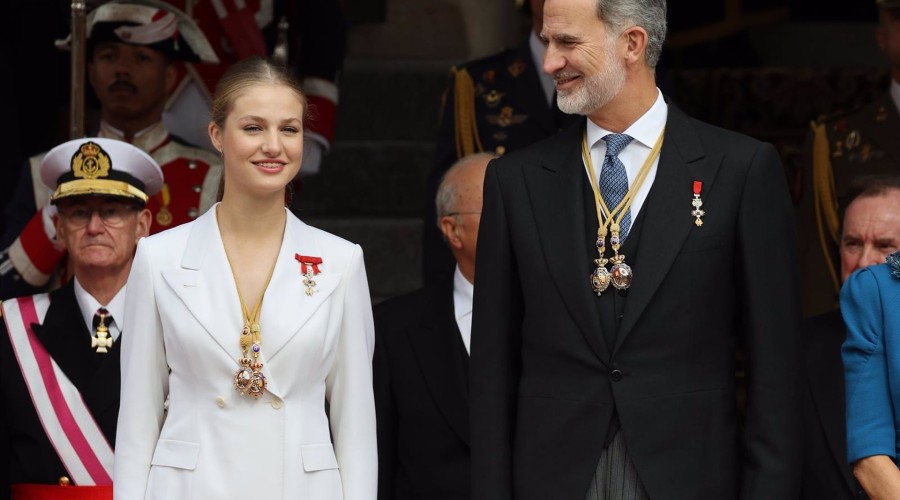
[735,142,803,499]
[841,268,895,464]
[113,238,169,500]
[372,307,396,500]
[469,161,523,500]
[325,244,377,500]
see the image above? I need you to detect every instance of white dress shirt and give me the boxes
[529,30,556,107]
[452,265,474,355]
[584,89,668,222]
[73,278,126,343]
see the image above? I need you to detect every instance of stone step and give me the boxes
[296,140,434,217]
[301,216,423,299]
[334,58,457,142]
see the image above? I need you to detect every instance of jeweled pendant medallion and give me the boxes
[248,372,267,398]
[234,362,254,393]
[591,259,611,295]
[609,256,633,290]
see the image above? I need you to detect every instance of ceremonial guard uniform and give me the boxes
[0,1,222,299]
[0,138,162,500]
[797,92,900,316]
[162,0,345,172]
[423,34,578,283]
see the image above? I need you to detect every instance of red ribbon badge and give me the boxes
[693,180,702,195]
[294,254,323,275]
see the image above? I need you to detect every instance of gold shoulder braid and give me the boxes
[224,246,279,399]
[582,128,664,296]
[810,120,841,295]
[453,67,484,159]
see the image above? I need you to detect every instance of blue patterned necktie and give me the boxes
[599,133,634,241]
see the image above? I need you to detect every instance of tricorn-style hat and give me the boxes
[41,138,163,205]
[57,0,219,64]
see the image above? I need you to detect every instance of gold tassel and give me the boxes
[453,68,484,160]
[811,121,840,294]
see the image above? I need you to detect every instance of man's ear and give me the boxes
[54,212,68,252]
[135,208,152,239]
[164,63,177,95]
[621,26,649,66]
[439,216,463,250]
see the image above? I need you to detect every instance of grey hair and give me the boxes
[596,0,667,69]
[435,152,496,228]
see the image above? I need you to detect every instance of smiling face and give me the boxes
[88,42,174,131]
[208,83,305,200]
[541,0,627,116]
[55,196,151,277]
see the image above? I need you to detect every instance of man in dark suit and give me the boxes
[469,0,802,499]
[800,174,900,500]
[374,153,491,500]
[0,138,158,499]
[422,0,579,285]
[797,0,900,318]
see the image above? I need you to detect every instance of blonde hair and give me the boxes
[210,56,307,129]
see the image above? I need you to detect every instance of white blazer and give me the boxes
[114,206,377,500]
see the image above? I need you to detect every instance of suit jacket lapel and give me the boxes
[260,214,342,363]
[407,285,470,445]
[615,104,720,353]
[162,207,244,364]
[524,124,610,365]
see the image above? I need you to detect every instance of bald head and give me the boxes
[436,153,493,284]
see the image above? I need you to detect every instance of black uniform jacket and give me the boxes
[0,281,120,498]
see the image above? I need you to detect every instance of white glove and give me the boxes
[41,204,61,249]
[299,135,325,178]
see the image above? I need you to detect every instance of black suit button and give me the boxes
[610,369,623,382]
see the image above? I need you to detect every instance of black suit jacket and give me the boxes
[0,282,120,497]
[800,310,866,499]
[469,103,803,500]
[374,284,470,500]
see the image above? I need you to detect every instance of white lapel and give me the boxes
[259,212,342,362]
[161,207,244,364]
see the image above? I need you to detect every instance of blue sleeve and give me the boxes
[841,267,896,463]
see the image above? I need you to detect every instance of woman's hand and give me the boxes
[854,455,900,499]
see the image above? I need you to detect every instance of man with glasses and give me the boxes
[0,138,160,499]
[374,153,491,500]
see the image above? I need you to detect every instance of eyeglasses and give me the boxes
[446,211,481,217]
[59,204,138,228]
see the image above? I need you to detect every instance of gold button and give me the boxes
[496,145,506,155]
[188,208,199,218]
[192,185,202,193]
[215,396,226,408]
[59,476,71,486]
[188,160,197,170]
[271,397,283,410]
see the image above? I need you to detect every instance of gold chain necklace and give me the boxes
[223,241,280,399]
[581,127,664,295]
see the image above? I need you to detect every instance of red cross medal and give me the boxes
[691,181,705,227]
[295,254,323,296]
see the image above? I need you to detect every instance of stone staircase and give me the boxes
[294,0,473,301]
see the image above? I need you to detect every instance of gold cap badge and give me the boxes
[72,141,111,180]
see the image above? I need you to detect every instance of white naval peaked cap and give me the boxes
[41,138,163,205]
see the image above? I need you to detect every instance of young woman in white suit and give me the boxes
[114,57,377,499]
